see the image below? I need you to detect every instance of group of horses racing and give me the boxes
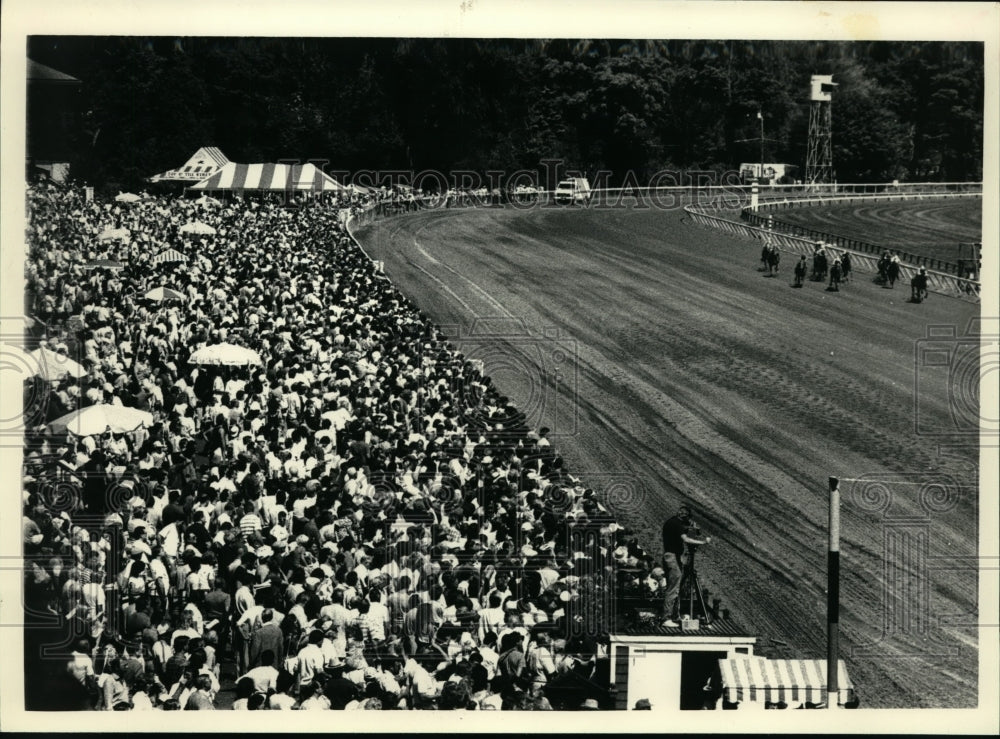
[760,241,929,302]
[763,242,850,291]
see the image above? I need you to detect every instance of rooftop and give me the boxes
[613,614,755,640]
[27,59,81,84]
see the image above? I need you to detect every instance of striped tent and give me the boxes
[717,657,855,706]
[151,248,188,265]
[149,146,230,184]
[189,162,346,193]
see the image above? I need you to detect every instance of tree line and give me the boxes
[27,37,984,191]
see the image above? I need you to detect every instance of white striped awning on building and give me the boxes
[189,162,346,192]
[718,657,855,705]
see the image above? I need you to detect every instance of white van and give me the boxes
[554,177,592,204]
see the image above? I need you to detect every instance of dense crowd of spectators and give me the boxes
[21,182,661,711]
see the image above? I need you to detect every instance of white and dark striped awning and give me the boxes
[189,162,346,192]
[151,248,188,265]
[718,657,854,705]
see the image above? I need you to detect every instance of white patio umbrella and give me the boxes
[179,221,217,236]
[30,346,88,381]
[97,227,131,241]
[84,259,125,271]
[115,192,141,203]
[144,286,187,302]
[47,404,153,436]
[194,195,221,206]
[189,343,262,367]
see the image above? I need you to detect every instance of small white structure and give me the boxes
[609,619,757,711]
[739,163,798,184]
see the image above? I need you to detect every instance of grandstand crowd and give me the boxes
[20,183,660,711]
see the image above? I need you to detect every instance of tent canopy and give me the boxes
[190,162,346,193]
[149,146,230,184]
[718,657,855,706]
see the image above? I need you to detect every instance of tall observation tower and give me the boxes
[805,75,836,187]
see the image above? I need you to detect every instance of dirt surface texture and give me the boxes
[772,198,982,264]
[356,203,980,708]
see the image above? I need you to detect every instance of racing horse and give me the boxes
[840,252,852,283]
[793,255,807,287]
[910,270,929,302]
[886,258,901,288]
[876,252,891,284]
[765,245,781,276]
[811,249,828,282]
[828,259,843,291]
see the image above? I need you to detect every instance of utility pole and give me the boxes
[758,109,765,184]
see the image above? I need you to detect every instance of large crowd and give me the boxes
[21,182,663,711]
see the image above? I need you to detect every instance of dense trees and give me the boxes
[27,37,984,190]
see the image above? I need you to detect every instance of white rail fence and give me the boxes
[685,204,980,302]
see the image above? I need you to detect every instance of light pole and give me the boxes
[758,109,765,184]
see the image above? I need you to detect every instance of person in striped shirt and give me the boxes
[238,501,262,541]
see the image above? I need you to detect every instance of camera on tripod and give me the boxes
[683,522,709,552]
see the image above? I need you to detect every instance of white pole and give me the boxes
[827,476,840,709]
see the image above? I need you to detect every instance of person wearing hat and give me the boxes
[828,256,843,291]
[911,265,929,302]
[661,505,710,627]
[793,254,807,288]
[840,250,852,282]
[580,697,601,710]
[634,697,652,710]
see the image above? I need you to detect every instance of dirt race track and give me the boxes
[773,197,983,264]
[356,203,980,708]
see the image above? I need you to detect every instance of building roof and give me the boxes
[613,616,754,640]
[27,59,80,84]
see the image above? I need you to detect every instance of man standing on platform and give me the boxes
[661,505,710,627]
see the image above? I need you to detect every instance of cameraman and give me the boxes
[661,505,710,627]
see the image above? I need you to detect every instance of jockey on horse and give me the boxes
[793,255,807,287]
[828,257,843,291]
[811,242,828,281]
[766,244,781,275]
[877,251,891,284]
[886,252,901,288]
[911,266,929,302]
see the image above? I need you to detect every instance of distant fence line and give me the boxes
[739,186,982,277]
[685,204,981,302]
[342,183,981,301]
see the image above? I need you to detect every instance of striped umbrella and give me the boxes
[151,248,188,265]
[144,286,187,302]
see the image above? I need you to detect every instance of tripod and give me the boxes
[678,546,712,625]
